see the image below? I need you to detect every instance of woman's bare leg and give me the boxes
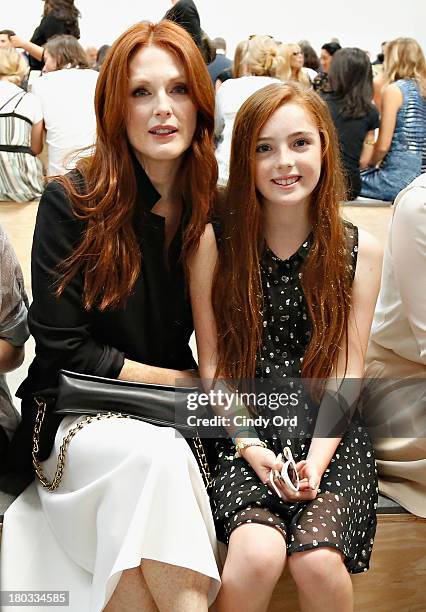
[142,558,210,612]
[104,567,158,612]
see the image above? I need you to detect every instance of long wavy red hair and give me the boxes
[55,20,217,310]
[213,82,351,389]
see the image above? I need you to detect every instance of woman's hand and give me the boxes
[10,35,26,50]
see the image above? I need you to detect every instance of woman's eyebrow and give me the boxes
[129,73,187,86]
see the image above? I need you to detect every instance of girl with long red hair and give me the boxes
[190,82,382,611]
[2,21,220,611]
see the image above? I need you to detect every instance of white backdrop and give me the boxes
[2,0,424,58]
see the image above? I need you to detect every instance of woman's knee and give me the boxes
[288,547,346,586]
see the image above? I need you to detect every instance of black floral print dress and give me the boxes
[211,222,378,573]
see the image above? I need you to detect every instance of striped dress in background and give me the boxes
[0,87,44,203]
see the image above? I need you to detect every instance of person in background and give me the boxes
[232,39,249,78]
[164,0,202,50]
[214,35,280,184]
[0,48,44,202]
[364,173,426,518]
[208,37,232,85]
[323,47,379,199]
[95,44,110,71]
[0,30,16,49]
[31,34,98,176]
[0,225,29,484]
[313,41,341,93]
[200,31,216,64]
[299,40,320,72]
[360,37,426,201]
[23,0,81,71]
[274,43,312,88]
[85,45,98,68]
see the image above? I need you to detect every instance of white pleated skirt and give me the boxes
[1,415,221,611]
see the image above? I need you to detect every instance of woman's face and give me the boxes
[126,44,197,172]
[320,49,332,73]
[290,45,304,71]
[0,34,12,48]
[42,49,57,73]
[254,102,322,212]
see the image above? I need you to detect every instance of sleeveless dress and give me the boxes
[0,89,44,202]
[211,223,378,573]
[360,79,426,201]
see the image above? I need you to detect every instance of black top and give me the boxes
[11,159,195,468]
[164,0,202,49]
[19,160,194,399]
[323,93,379,199]
[29,13,77,70]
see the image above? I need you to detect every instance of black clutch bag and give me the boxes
[32,369,213,492]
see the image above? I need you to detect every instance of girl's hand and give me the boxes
[294,458,323,494]
[240,446,318,502]
[239,445,283,489]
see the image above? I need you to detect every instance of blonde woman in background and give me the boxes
[360,37,426,201]
[215,35,280,184]
[274,43,313,87]
[0,48,44,202]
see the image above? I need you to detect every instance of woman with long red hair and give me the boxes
[190,82,382,611]
[2,21,220,611]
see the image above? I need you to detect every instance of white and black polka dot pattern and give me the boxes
[211,222,378,574]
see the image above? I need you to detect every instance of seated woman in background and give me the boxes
[364,173,426,517]
[313,41,341,93]
[0,224,29,477]
[275,43,313,88]
[360,37,426,202]
[215,35,280,184]
[31,34,98,176]
[323,47,379,200]
[0,48,44,202]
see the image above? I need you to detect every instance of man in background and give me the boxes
[207,37,232,84]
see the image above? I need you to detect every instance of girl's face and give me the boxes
[290,45,304,70]
[320,48,332,73]
[254,102,322,212]
[126,44,197,173]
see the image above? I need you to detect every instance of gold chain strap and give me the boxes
[192,436,214,491]
[32,397,130,491]
[32,398,214,492]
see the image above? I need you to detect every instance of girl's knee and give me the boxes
[288,547,346,585]
[226,525,286,586]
